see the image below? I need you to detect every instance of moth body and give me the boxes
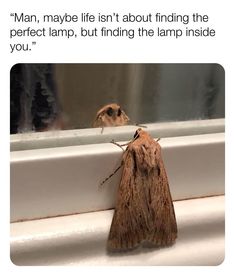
[107,128,177,251]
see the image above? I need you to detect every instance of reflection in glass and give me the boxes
[10,64,225,134]
[93,103,130,128]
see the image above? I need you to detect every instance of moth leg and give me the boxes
[99,162,123,188]
[99,115,105,134]
[111,140,126,152]
[111,138,137,149]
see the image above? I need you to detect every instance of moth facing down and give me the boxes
[93,103,129,128]
[107,128,177,251]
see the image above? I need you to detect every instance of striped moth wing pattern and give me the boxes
[107,128,177,251]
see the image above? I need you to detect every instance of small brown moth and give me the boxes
[93,103,130,129]
[106,128,177,251]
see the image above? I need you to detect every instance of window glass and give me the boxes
[10,63,225,134]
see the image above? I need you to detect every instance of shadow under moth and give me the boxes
[104,128,177,251]
[93,103,130,129]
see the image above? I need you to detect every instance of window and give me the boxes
[10,64,225,265]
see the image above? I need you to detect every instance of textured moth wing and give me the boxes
[107,129,177,251]
[93,103,129,128]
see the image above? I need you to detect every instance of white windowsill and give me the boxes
[10,118,225,151]
[10,132,225,222]
[10,122,225,266]
[10,195,225,266]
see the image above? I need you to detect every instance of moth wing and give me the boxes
[108,140,177,251]
[107,149,152,251]
[121,109,130,124]
[146,141,178,246]
[93,114,102,127]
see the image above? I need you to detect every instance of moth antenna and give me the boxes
[135,123,147,128]
[99,163,123,188]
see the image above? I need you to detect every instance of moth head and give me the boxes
[104,104,123,119]
[94,103,129,127]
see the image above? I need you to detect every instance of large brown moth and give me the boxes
[93,103,130,129]
[106,128,177,251]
